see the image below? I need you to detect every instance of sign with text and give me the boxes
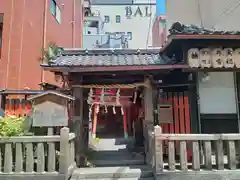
[125,6,152,18]
[158,104,173,123]
[32,101,68,127]
[27,91,74,127]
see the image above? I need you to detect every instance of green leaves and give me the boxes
[41,42,64,64]
[0,116,27,137]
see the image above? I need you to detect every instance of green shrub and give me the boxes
[0,116,26,136]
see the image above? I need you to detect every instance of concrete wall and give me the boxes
[91,3,156,48]
[152,0,240,46]
[0,0,83,90]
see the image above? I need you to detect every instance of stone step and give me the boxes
[91,158,145,167]
[91,150,144,159]
[71,165,153,179]
[90,138,134,151]
[72,178,154,180]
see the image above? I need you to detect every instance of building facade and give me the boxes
[90,0,156,48]
[0,0,84,90]
[152,0,240,133]
[83,15,129,48]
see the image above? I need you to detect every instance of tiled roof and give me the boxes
[169,22,240,35]
[47,48,168,67]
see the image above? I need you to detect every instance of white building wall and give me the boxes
[91,4,156,48]
[198,72,237,114]
[166,0,240,31]
[166,0,240,114]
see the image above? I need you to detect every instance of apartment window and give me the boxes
[116,15,121,23]
[0,23,2,47]
[0,14,3,57]
[104,15,110,23]
[50,0,61,24]
[127,32,132,40]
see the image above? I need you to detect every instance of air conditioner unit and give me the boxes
[199,48,211,68]
[93,10,100,16]
[223,48,234,68]
[212,48,224,68]
[188,48,200,68]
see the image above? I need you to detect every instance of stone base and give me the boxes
[156,170,240,180]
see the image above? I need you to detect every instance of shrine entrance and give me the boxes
[86,86,142,139]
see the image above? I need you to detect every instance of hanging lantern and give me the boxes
[88,104,93,122]
[133,89,137,104]
[116,88,120,105]
[96,105,100,114]
[113,106,116,114]
[188,48,200,68]
[234,48,240,68]
[121,106,124,115]
[223,48,234,68]
[212,48,224,68]
[87,88,93,104]
[100,88,105,103]
[105,105,108,113]
[200,48,211,68]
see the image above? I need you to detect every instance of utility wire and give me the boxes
[212,0,240,28]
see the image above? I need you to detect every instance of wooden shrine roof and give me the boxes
[41,48,188,72]
[161,22,240,54]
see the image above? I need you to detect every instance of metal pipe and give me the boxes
[41,0,48,84]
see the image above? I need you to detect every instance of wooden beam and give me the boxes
[41,64,189,73]
[72,78,84,166]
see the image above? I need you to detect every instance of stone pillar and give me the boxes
[143,78,154,124]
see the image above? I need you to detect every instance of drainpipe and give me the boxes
[41,0,48,87]
[72,0,76,48]
[5,0,14,88]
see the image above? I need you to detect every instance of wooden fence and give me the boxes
[0,127,76,180]
[147,126,240,180]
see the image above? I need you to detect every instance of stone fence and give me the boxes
[0,127,76,180]
[146,125,240,180]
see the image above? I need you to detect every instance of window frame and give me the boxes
[127,32,132,40]
[104,15,110,23]
[116,15,121,23]
[50,0,61,24]
[0,14,3,57]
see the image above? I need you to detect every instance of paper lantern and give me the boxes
[223,48,234,68]
[200,48,211,68]
[212,48,224,68]
[188,48,200,68]
[234,48,240,68]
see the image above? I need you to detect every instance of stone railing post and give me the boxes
[145,124,154,165]
[59,127,70,174]
[154,125,163,174]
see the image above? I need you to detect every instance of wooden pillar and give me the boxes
[92,104,98,138]
[143,78,154,124]
[123,107,128,138]
[73,86,83,166]
[143,78,155,156]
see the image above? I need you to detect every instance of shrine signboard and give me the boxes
[27,91,75,127]
[158,103,173,124]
